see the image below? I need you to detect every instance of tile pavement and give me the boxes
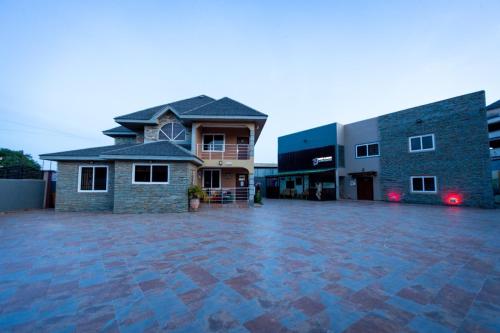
[0,199,499,332]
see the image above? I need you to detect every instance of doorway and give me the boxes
[235,173,249,201]
[237,137,249,160]
[356,176,374,200]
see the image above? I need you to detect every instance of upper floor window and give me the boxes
[356,142,379,158]
[203,134,225,152]
[159,122,185,141]
[409,134,435,152]
[411,176,437,193]
[133,164,169,184]
[79,166,108,192]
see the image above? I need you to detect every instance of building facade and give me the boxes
[41,95,267,213]
[487,100,500,203]
[272,91,494,207]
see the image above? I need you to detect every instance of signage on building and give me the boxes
[312,156,333,166]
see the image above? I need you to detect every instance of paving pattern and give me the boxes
[0,199,499,332]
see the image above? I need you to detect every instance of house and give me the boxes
[486,99,500,203]
[268,91,494,207]
[40,95,268,213]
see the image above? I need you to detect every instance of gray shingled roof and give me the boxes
[182,97,267,117]
[40,141,202,164]
[40,144,136,159]
[102,125,136,136]
[115,95,215,121]
[486,100,500,111]
[101,141,198,159]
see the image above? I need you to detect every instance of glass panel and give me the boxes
[172,123,185,140]
[368,143,379,156]
[424,177,435,192]
[159,123,172,140]
[80,167,93,190]
[410,137,421,151]
[296,177,303,186]
[286,180,294,189]
[412,177,423,191]
[94,167,107,190]
[134,165,151,182]
[211,170,220,188]
[203,170,212,188]
[356,145,367,157]
[152,165,168,182]
[203,135,224,151]
[422,135,434,150]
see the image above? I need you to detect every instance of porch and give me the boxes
[198,167,251,205]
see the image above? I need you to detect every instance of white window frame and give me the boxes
[203,169,222,189]
[132,163,170,184]
[355,142,380,158]
[78,165,109,193]
[159,122,186,141]
[409,134,435,153]
[202,133,226,152]
[410,176,437,193]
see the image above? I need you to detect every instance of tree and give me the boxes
[0,148,41,170]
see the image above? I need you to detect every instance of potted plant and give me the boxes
[188,185,206,211]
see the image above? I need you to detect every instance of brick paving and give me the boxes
[0,199,499,332]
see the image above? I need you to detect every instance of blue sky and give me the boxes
[1,0,499,165]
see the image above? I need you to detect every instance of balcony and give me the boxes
[196,144,252,161]
[491,148,500,159]
[202,187,250,206]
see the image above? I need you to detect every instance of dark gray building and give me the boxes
[487,99,500,204]
[274,91,494,207]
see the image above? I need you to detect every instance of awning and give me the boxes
[348,171,377,177]
[266,167,336,177]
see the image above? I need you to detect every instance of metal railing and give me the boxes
[202,187,250,205]
[196,144,252,160]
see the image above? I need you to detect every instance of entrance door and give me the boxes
[237,137,249,160]
[357,177,374,200]
[235,173,249,201]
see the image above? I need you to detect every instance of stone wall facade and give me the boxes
[379,91,494,207]
[55,161,115,212]
[113,161,192,213]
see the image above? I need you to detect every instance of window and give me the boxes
[79,166,108,192]
[286,180,295,189]
[203,134,225,152]
[356,142,380,158]
[133,164,169,184]
[409,134,435,152]
[411,176,437,193]
[159,122,185,141]
[296,177,303,186]
[203,169,220,188]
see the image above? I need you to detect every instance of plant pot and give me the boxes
[190,198,200,211]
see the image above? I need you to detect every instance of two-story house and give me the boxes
[40,95,267,213]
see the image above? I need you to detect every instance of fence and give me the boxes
[0,166,43,179]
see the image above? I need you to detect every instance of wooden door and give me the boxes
[356,177,374,200]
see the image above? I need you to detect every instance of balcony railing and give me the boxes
[196,144,252,160]
[202,187,250,205]
[491,148,500,159]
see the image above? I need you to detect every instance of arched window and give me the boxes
[159,122,186,141]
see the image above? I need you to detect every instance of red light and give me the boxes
[388,192,401,202]
[445,194,462,205]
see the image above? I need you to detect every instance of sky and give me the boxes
[1,0,500,167]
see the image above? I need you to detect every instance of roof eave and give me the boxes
[181,115,268,120]
[100,154,203,165]
[39,155,106,161]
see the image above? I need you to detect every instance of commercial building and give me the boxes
[487,99,500,203]
[270,91,494,207]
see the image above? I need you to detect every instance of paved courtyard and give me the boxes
[0,200,499,333]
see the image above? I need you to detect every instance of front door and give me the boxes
[235,173,249,201]
[237,137,249,160]
[357,176,374,200]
